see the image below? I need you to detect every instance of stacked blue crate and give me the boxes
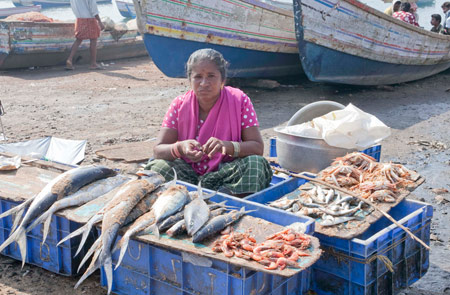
[99,181,316,295]
[0,198,96,275]
[244,177,432,294]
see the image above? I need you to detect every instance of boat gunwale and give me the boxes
[342,0,450,41]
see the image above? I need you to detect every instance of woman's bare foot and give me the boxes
[65,60,74,70]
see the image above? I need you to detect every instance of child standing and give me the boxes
[430,14,443,33]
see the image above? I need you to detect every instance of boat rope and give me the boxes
[321,221,430,272]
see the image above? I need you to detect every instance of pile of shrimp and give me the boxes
[211,228,311,270]
[319,152,415,203]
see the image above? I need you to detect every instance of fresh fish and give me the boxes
[122,185,167,226]
[0,165,116,266]
[269,197,296,210]
[184,181,210,236]
[320,215,356,227]
[192,207,252,243]
[324,188,335,204]
[26,174,130,244]
[166,219,186,237]
[146,183,189,239]
[318,201,363,217]
[75,172,164,295]
[157,209,185,233]
[0,196,35,232]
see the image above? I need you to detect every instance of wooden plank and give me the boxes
[95,141,156,163]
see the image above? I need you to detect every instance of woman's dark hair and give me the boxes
[401,2,411,12]
[432,14,442,23]
[186,49,228,81]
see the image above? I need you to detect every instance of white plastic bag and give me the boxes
[0,155,21,171]
[282,104,391,149]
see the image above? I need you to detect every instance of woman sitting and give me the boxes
[393,2,419,26]
[145,48,272,196]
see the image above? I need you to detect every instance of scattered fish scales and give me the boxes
[0,165,116,267]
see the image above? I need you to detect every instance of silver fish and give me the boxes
[0,165,116,266]
[26,174,130,244]
[320,215,356,227]
[318,201,363,217]
[75,172,164,295]
[146,183,189,239]
[166,219,186,237]
[184,181,211,236]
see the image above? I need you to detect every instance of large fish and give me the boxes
[192,207,252,243]
[75,171,164,295]
[184,181,212,236]
[0,165,116,266]
[146,179,189,239]
[26,174,131,244]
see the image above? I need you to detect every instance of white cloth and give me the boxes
[445,11,450,29]
[70,0,99,19]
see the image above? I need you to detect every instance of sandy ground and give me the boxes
[0,57,449,295]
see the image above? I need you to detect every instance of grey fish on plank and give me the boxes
[75,172,164,295]
[146,183,189,239]
[192,207,250,243]
[0,165,116,267]
[166,206,227,238]
[26,174,130,244]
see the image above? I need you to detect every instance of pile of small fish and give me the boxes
[211,228,311,271]
[0,164,255,294]
[269,182,367,227]
[320,152,416,203]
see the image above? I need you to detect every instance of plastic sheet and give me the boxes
[0,137,86,165]
[280,104,391,150]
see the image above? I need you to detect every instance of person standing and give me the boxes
[442,2,450,35]
[66,0,105,70]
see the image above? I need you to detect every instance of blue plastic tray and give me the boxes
[100,181,316,295]
[0,198,96,276]
[244,176,431,295]
[312,199,432,295]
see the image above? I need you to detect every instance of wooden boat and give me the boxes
[0,5,41,19]
[116,0,135,18]
[294,0,450,85]
[0,20,147,70]
[13,0,111,7]
[133,0,302,78]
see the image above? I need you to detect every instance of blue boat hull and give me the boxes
[299,41,450,85]
[143,34,303,78]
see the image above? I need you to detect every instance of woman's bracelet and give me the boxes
[171,142,181,159]
[231,141,240,158]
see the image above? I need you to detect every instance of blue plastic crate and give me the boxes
[312,199,432,295]
[0,198,97,276]
[243,177,432,295]
[100,181,315,295]
[269,137,382,162]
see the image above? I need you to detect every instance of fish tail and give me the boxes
[75,248,101,289]
[75,225,94,257]
[0,226,27,265]
[104,256,114,295]
[147,223,160,239]
[166,168,178,186]
[57,224,86,246]
[26,211,47,233]
[114,235,130,270]
[41,215,53,244]
[0,196,34,220]
[197,180,203,198]
[77,238,101,273]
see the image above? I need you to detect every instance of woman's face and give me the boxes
[190,60,224,105]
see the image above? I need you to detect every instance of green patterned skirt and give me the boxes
[145,155,272,195]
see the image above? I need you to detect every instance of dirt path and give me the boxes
[0,57,449,294]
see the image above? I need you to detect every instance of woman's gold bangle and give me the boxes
[231,141,240,158]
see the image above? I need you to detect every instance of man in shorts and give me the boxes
[66,0,105,70]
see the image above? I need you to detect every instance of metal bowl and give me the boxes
[276,101,354,173]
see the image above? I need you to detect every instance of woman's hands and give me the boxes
[202,137,231,159]
[177,138,232,162]
[177,140,204,162]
